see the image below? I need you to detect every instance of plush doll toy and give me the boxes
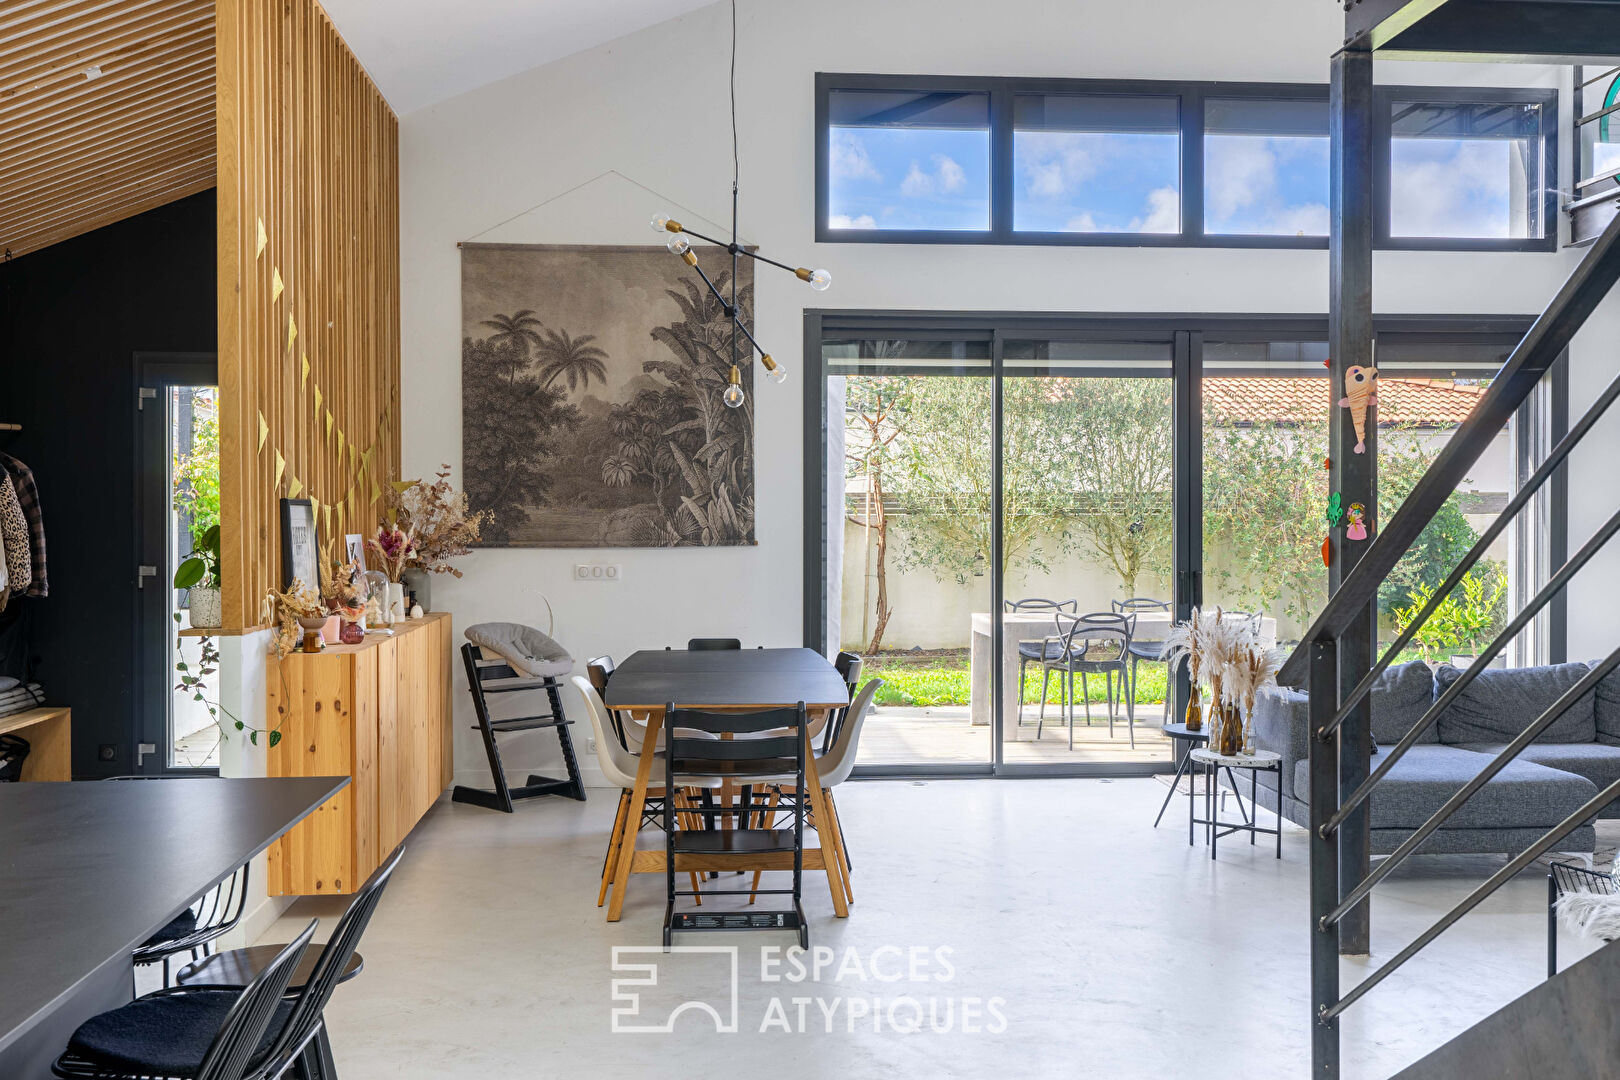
[1339,364,1378,454]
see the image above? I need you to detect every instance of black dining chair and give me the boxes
[1007,598,1077,726]
[663,702,810,950]
[1039,612,1137,749]
[823,651,863,753]
[105,777,250,987]
[1113,597,1171,720]
[687,638,742,651]
[53,920,318,1080]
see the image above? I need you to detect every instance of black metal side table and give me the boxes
[1153,722,1250,832]
[1190,748,1282,860]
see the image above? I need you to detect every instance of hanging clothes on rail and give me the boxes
[0,471,31,607]
[0,454,45,598]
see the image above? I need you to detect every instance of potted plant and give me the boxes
[366,524,414,623]
[174,523,222,629]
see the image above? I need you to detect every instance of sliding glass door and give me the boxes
[824,335,994,767]
[807,313,1556,778]
[998,336,1176,767]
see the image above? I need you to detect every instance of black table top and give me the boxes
[1161,722,1210,741]
[603,648,850,710]
[0,776,347,1058]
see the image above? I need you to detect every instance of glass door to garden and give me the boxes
[137,353,220,773]
[826,334,994,768]
[998,335,1178,768]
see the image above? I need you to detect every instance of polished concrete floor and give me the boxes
[265,779,1610,1079]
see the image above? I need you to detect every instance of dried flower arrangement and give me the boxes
[386,464,487,578]
[319,539,367,617]
[366,524,415,584]
[1163,608,1278,754]
[265,580,326,659]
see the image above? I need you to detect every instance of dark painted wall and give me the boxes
[0,190,216,777]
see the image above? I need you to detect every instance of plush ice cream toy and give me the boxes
[1339,364,1378,454]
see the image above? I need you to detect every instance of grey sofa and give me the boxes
[1248,660,1620,856]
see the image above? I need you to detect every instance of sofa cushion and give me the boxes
[1293,744,1597,830]
[1369,661,1439,745]
[1454,742,1620,794]
[1434,663,1597,745]
[1595,662,1620,745]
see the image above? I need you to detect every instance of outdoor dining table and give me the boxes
[968,609,1277,728]
[599,647,851,922]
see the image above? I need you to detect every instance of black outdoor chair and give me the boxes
[1113,597,1171,719]
[1008,598,1077,726]
[1039,611,1138,749]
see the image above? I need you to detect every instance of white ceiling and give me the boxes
[320,0,717,115]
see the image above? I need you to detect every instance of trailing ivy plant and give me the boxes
[172,613,283,748]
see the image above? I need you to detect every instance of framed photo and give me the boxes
[279,498,320,591]
[344,533,368,572]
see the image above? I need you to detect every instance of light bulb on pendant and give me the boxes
[723,365,746,408]
[651,214,671,233]
[761,354,788,384]
[666,232,691,255]
[808,268,832,291]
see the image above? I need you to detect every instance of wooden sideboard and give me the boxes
[266,613,452,895]
[0,707,70,781]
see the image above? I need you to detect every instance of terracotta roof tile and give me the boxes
[1203,376,1482,427]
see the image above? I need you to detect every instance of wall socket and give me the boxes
[573,563,622,582]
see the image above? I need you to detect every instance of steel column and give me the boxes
[1309,637,1341,1078]
[1329,45,1376,957]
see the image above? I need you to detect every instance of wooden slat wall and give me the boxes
[0,0,217,258]
[215,0,400,629]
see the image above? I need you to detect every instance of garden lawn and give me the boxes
[861,650,1169,709]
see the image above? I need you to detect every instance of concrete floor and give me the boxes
[860,704,1175,766]
[266,778,1610,1079]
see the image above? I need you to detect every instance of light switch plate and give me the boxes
[574,563,623,581]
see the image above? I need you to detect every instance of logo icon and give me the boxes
[610,946,740,1034]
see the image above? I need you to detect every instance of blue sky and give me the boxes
[828,125,1535,239]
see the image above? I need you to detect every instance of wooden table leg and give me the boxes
[802,717,848,919]
[607,709,661,922]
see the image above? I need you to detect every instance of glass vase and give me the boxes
[1183,682,1203,731]
[1218,702,1244,756]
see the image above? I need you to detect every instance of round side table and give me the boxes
[1153,722,1210,830]
[1189,747,1282,860]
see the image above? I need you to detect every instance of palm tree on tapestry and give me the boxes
[481,310,545,382]
[537,329,609,393]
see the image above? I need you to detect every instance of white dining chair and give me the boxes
[571,676,718,908]
[750,677,881,906]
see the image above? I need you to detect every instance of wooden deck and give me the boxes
[857,703,1175,766]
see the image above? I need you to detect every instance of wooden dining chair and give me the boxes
[571,677,715,909]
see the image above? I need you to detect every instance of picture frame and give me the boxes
[344,532,368,573]
[279,498,321,591]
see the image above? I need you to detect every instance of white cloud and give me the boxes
[829,132,881,182]
[1129,186,1180,233]
[1064,212,1100,231]
[828,213,877,229]
[1205,134,1330,235]
[1390,139,1516,239]
[1017,133,1099,199]
[899,154,967,198]
[1207,137,1275,220]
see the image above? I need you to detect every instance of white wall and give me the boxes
[398,0,1606,783]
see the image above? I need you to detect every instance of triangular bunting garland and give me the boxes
[325,410,334,440]
[271,267,283,301]
[256,217,267,257]
[287,314,298,350]
[314,386,323,417]
[273,450,285,490]
[301,354,310,389]
[257,410,268,451]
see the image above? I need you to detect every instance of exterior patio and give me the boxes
[857,702,1178,767]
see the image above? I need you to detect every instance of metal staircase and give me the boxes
[1296,2,1620,1075]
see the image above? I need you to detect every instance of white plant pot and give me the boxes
[188,586,222,629]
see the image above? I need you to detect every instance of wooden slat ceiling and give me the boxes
[0,0,216,260]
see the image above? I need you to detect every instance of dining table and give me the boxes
[600,647,851,922]
[0,776,348,1078]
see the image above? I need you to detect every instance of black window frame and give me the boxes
[814,73,1558,252]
